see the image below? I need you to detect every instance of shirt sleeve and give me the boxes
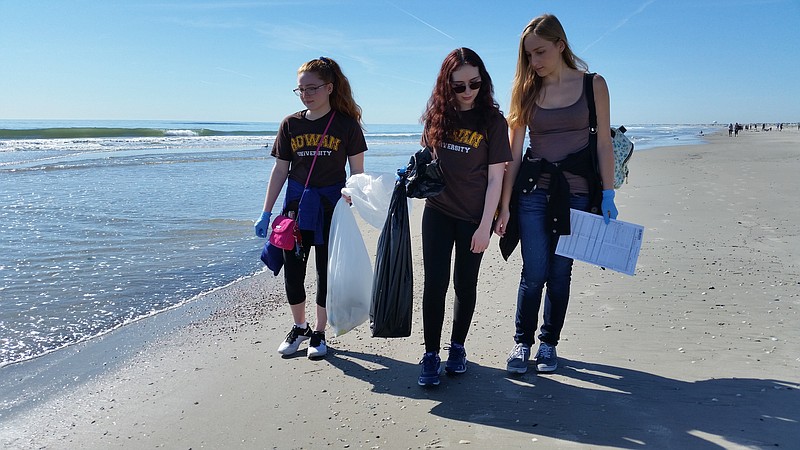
[346,117,368,157]
[487,114,512,165]
[271,117,293,161]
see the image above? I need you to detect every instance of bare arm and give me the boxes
[494,126,526,236]
[261,159,290,213]
[471,162,506,252]
[347,152,365,176]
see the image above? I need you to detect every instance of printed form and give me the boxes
[555,209,644,275]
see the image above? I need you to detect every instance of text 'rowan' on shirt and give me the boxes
[290,134,342,152]
[448,128,484,148]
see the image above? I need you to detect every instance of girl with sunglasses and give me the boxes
[417,48,512,386]
[494,14,618,375]
[254,56,367,359]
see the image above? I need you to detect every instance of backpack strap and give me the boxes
[583,71,603,215]
[584,72,597,155]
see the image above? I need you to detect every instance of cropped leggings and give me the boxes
[283,209,333,307]
[421,206,485,354]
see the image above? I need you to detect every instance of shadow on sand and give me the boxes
[327,349,798,448]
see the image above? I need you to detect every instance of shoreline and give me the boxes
[2,129,799,449]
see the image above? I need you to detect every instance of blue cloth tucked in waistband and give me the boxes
[284,178,345,245]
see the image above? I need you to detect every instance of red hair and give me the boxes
[421,48,501,150]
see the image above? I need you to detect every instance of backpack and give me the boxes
[584,73,634,189]
[610,125,634,188]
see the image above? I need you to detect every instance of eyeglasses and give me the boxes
[293,83,329,96]
[451,80,482,94]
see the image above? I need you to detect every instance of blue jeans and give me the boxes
[514,189,589,347]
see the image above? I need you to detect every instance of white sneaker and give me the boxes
[307,331,327,359]
[277,324,311,355]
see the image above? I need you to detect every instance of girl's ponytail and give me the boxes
[298,57,363,127]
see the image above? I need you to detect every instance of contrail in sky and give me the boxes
[388,1,455,40]
[583,0,656,52]
[216,67,256,80]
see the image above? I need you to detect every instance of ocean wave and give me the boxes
[0,135,275,160]
[364,132,422,138]
[164,129,199,137]
[0,127,277,140]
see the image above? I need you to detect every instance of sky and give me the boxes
[1,0,798,126]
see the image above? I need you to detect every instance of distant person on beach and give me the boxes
[494,14,618,375]
[254,56,367,359]
[729,123,733,137]
[416,47,512,386]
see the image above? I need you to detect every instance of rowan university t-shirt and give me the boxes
[426,109,512,223]
[271,110,367,187]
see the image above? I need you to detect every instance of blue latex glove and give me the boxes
[254,211,272,238]
[601,189,618,224]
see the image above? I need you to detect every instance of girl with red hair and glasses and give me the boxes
[416,48,511,386]
[254,57,367,359]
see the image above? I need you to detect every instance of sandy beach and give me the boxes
[2,129,799,449]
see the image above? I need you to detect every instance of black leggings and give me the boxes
[421,206,485,354]
[283,210,333,307]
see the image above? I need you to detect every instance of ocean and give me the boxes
[0,120,713,368]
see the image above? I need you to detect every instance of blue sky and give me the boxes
[1,0,798,125]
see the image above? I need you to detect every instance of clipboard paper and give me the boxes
[555,209,644,275]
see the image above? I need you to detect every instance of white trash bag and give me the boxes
[326,198,373,337]
[342,172,399,230]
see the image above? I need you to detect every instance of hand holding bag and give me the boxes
[405,147,445,199]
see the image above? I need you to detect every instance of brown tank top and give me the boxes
[527,83,590,193]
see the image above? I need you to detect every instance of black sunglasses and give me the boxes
[452,80,482,94]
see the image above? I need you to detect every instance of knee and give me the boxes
[520,268,546,290]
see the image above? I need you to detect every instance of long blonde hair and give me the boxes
[298,57,363,127]
[507,14,588,129]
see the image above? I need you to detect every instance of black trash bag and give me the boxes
[405,147,445,199]
[370,177,413,337]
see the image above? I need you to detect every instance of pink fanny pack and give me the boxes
[269,215,299,250]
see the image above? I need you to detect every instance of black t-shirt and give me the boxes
[272,110,367,187]
[426,110,512,223]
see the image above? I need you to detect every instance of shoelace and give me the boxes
[285,327,302,342]
[419,354,439,372]
[538,344,554,359]
[443,345,465,358]
[509,343,528,359]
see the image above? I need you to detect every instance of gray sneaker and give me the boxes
[534,342,558,372]
[506,343,531,374]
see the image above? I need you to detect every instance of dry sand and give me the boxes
[1,129,799,449]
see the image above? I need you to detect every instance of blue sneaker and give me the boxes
[444,343,467,375]
[534,342,558,373]
[418,352,441,386]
